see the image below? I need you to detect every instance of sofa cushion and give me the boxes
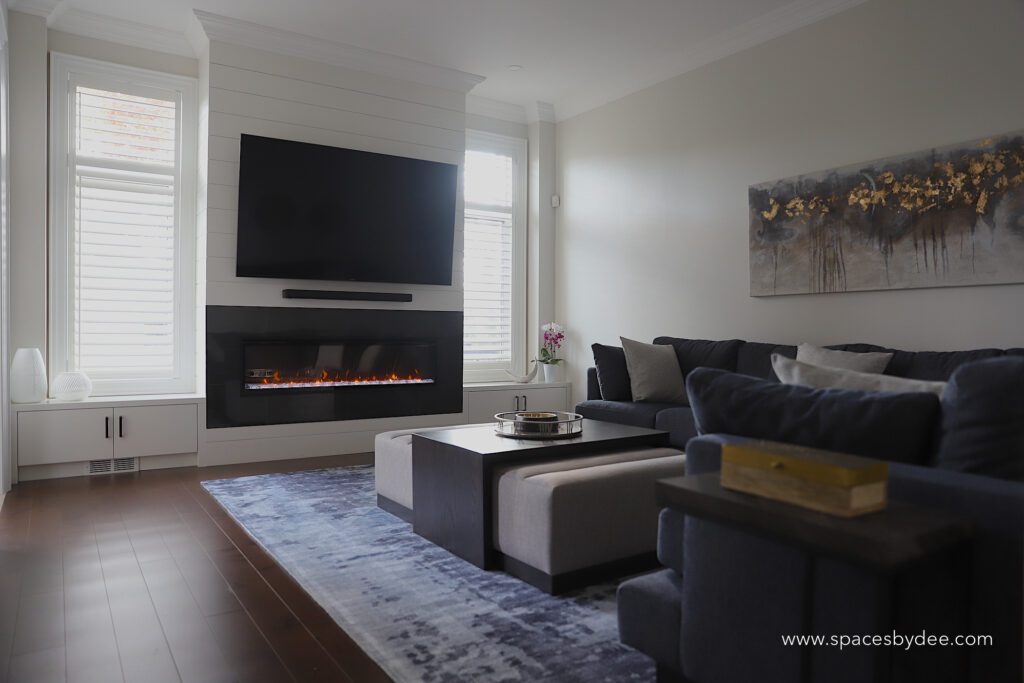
[654,407,698,449]
[797,343,893,373]
[617,568,682,671]
[493,448,685,574]
[936,357,1024,481]
[686,368,941,465]
[576,399,679,428]
[654,337,743,378]
[621,337,687,403]
[735,341,796,380]
[885,348,1005,381]
[826,342,896,354]
[374,423,487,509]
[657,508,686,575]
[591,343,632,401]
[773,354,947,397]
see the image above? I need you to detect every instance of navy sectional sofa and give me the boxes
[577,338,1024,683]
[578,337,1024,450]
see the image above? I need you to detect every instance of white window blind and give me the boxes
[463,131,526,381]
[51,55,197,396]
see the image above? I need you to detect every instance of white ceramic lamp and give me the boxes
[11,348,48,403]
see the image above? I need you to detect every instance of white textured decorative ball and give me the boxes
[51,371,93,401]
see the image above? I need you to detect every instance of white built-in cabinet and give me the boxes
[463,382,571,424]
[15,399,200,470]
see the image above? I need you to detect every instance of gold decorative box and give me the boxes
[720,440,888,517]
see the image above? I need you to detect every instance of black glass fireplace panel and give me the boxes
[206,306,463,428]
[243,341,436,391]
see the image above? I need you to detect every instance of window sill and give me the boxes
[11,393,205,411]
[463,381,570,391]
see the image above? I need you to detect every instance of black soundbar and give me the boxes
[282,289,413,302]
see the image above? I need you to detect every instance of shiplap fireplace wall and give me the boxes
[192,12,483,466]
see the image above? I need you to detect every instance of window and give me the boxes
[463,130,527,382]
[50,54,197,396]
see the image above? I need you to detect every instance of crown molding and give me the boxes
[531,101,556,124]
[557,0,867,121]
[8,0,61,20]
[194,10,485,94]
[466,95,527,124]
[48,8,195,58]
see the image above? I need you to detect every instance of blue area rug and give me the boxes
[202,465,654,682]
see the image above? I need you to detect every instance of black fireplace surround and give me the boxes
[206,306,463,428]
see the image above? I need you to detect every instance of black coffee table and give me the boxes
[411,419,669,569]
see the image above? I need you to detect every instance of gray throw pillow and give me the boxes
[796,343,893,373]
[772,354,946,397]
[620,337,686,403]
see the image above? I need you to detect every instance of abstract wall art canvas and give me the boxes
[749,131,1024,296]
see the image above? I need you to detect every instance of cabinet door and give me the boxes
[464,390,520,424]
[518,386,569,413]
[18,409,114,466]
[114,404,198,458]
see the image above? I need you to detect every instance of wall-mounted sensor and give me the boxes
[551,194,560,208]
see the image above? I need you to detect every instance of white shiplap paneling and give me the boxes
[209,39,466,112]
[202,38,465,313]
[210,62,464,132]
[197,36,469,465]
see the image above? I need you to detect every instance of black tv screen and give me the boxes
[235,134,457,285]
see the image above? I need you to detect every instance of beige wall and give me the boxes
[48,30,198,77]
[8,11,47,357]
[555,0,1024,403]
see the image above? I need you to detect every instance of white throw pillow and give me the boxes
[620,337,687,403]
[772,354,946,397]
[796,343,893,374]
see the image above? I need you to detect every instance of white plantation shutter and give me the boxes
[463,133,526,380]
[51,56,196,396]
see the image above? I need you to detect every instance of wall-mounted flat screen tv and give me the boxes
[235,134,458,285]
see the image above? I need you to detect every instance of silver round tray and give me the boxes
[494,411,584,440]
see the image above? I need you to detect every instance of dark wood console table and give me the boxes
[656,474,974,683]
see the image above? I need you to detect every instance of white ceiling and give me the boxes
[13,0,864,120]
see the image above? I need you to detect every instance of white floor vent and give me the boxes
[88,458,139,475]
[113,457,138,472]
[88,459,113,475]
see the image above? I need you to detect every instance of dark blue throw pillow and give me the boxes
[591,343,632,401]
[936,357,1024,481]
[686,368,941,465]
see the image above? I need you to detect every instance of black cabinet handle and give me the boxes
[514,395,520,411]
[118,416,124,438]
[105,416,110,439]
[522,395,528,410]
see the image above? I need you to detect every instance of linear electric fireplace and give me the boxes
[206,306,462,428]
[243,340,436,391]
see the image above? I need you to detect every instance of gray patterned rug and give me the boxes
[202,465,655,682]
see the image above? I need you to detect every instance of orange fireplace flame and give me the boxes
[248,367,432,390]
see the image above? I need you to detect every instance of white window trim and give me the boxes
[463,129,528,383]
[48,53,198,396]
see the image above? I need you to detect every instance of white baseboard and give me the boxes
[199,413,467,467]
[18,452,199,481]
[140,452,198,470]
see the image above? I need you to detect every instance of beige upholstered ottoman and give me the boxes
[493,447,685,593]
[374,423,486,520]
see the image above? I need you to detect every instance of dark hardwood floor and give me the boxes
[0,456,392,683]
